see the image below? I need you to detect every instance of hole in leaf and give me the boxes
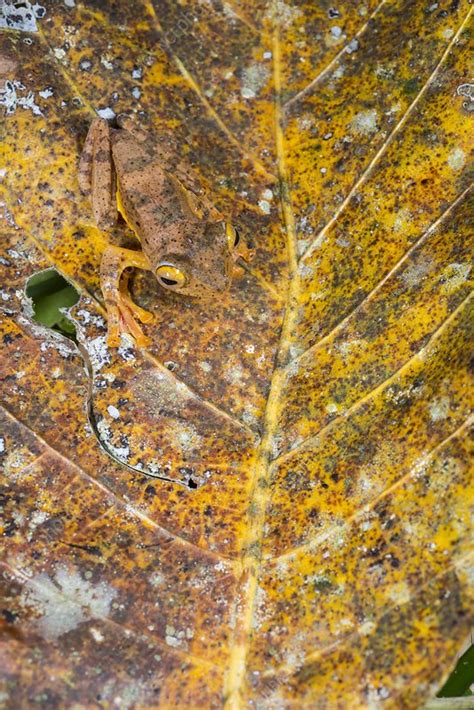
[26,268,80,339]
[187,477,198,489]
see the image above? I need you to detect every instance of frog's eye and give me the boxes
[225,223,240,250]
[156,264,186,288]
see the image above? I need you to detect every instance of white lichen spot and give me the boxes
[261,188,273,201]
[266,1,302,28]
[447,147,466,171]
[131,67,142,80]
[400,256,434,287]
[175,423,202,455]
[21,565,117,640]
[53,47,66,61]
[96,107,116,120]
[386,581,411,605]
[456,83,474,112]
[38,87,53,99]
[258,199,271,214]
[0,80,43,116]
[332,64,345,81]
[350,109,378,136]
[101,56,114,70]
[440,262,471,293]
[429,396,450,422]
[331,26,342,39]
[117,336,136,362]
[345,38,359,54]
[325,402,339,415]
[28,510,48,537]
[165,624,190,649]
[90,626,104,642]
[0,437,5,454]
[3,449,34,480]
[85,336,111,372]
[149,572,165,587]
[240,63,270,99]
[131,87,141,100]
[199,360,212,373]
[359,620,376,636]
[393,207,411,233]
[0,1,46,32]
[297,239,309,256]
[224,362,245,385]
[297,114,313,130]
[97,419,130,460]
[107,405,120,420]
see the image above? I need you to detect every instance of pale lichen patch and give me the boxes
[267,0,302,28]
[428,396,450,422]
[349,109,378,136]
[440,262,471,293]
[386,581,411,605]
[21,565,117,640]
[240,63,270,100]
[400,256,434,288]
[447,147,466,171]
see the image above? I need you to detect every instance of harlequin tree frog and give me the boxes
[79,114,254,347]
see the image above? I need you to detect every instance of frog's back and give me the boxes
[110,129,200,262]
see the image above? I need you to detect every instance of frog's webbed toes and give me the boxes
[119,290,154,324]
[103,291,152,348]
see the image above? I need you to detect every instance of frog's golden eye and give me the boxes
[225,222,240,250]
[156,264,186,288]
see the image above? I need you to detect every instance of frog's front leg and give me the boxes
[100,246,153,347]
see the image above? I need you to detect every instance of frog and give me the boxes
[78,113,254,347]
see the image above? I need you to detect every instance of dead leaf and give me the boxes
[0,1,472,707]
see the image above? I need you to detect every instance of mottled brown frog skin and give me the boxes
[79,114,254,347]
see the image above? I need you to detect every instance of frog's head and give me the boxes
[154,220,254,298]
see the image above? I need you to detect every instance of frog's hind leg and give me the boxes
[100,245,153,347]
[79,118,117,230]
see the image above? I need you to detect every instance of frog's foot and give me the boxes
[230,243,255,278]
[105,294,151,348]
[230,263,245,279]
[239,244,256,263]
[119,271,154,324]
[119,288,154,324]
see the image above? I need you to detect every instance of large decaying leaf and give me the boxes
[0,0,472,707]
